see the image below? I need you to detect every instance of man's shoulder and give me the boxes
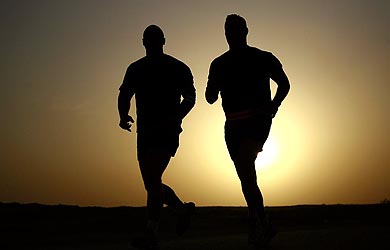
[124,57,147,75]
[210,51,231,67]
[248,46,274,58]
[211,47,273,63]
[214,50,230,60]
[163,54,192,74]
[248,47,282,67]
[164,54,189,66]
[128,56,147,69]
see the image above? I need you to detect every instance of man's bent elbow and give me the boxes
[285,79,291,94]
[277,76,290,95]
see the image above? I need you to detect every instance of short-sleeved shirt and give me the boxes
[120,54,194,135]
[207,46,282,116]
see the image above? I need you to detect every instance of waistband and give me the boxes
[225,108,272,121]
[225,110,254,121]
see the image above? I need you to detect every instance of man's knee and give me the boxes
[239,174,258,187]
[235,167,256,184]
[143,177,162,194]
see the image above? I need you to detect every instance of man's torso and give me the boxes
[121,54,193,134]
[210,46,281,115]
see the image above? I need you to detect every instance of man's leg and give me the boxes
[162,184,183,209]
[139,151,171,225]
[233,138,277,249]
[162,183,195,236]
[232,138,277,249]
[233,138,266,224]
[131,151,171,250]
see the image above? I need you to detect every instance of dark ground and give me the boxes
[1,202,389,250]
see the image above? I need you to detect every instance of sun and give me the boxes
[255,135,278,170]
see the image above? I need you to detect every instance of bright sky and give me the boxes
[1,0,389,207]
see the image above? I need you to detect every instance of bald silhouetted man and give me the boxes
[118,25,196,250]
[206,14,290,249]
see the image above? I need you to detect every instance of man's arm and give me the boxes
[205,61,220,104]
[118,89,135,132]
[270,68,290,117]
[205,79,219,104]
[272,69,290,106]
[179,86,196,120]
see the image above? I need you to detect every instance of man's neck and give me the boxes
[146,48,164,57]
[229,43,248,52]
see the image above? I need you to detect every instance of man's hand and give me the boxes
[119,115,134,132]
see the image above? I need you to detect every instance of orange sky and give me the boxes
[1,0,389,207]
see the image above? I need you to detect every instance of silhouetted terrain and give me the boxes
[1,202,389,249]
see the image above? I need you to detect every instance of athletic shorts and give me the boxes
[224,115,272,161]
[137,132,180,161]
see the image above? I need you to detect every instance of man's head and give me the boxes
[224,14,248,49]
[143,25,165,55]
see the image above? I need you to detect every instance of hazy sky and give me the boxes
[1,0,389,207]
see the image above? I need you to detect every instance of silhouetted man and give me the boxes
[206,14,290,249]
[118,25,196,250]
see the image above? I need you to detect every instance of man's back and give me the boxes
[120,54,194,134]
[207,46,282,114]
